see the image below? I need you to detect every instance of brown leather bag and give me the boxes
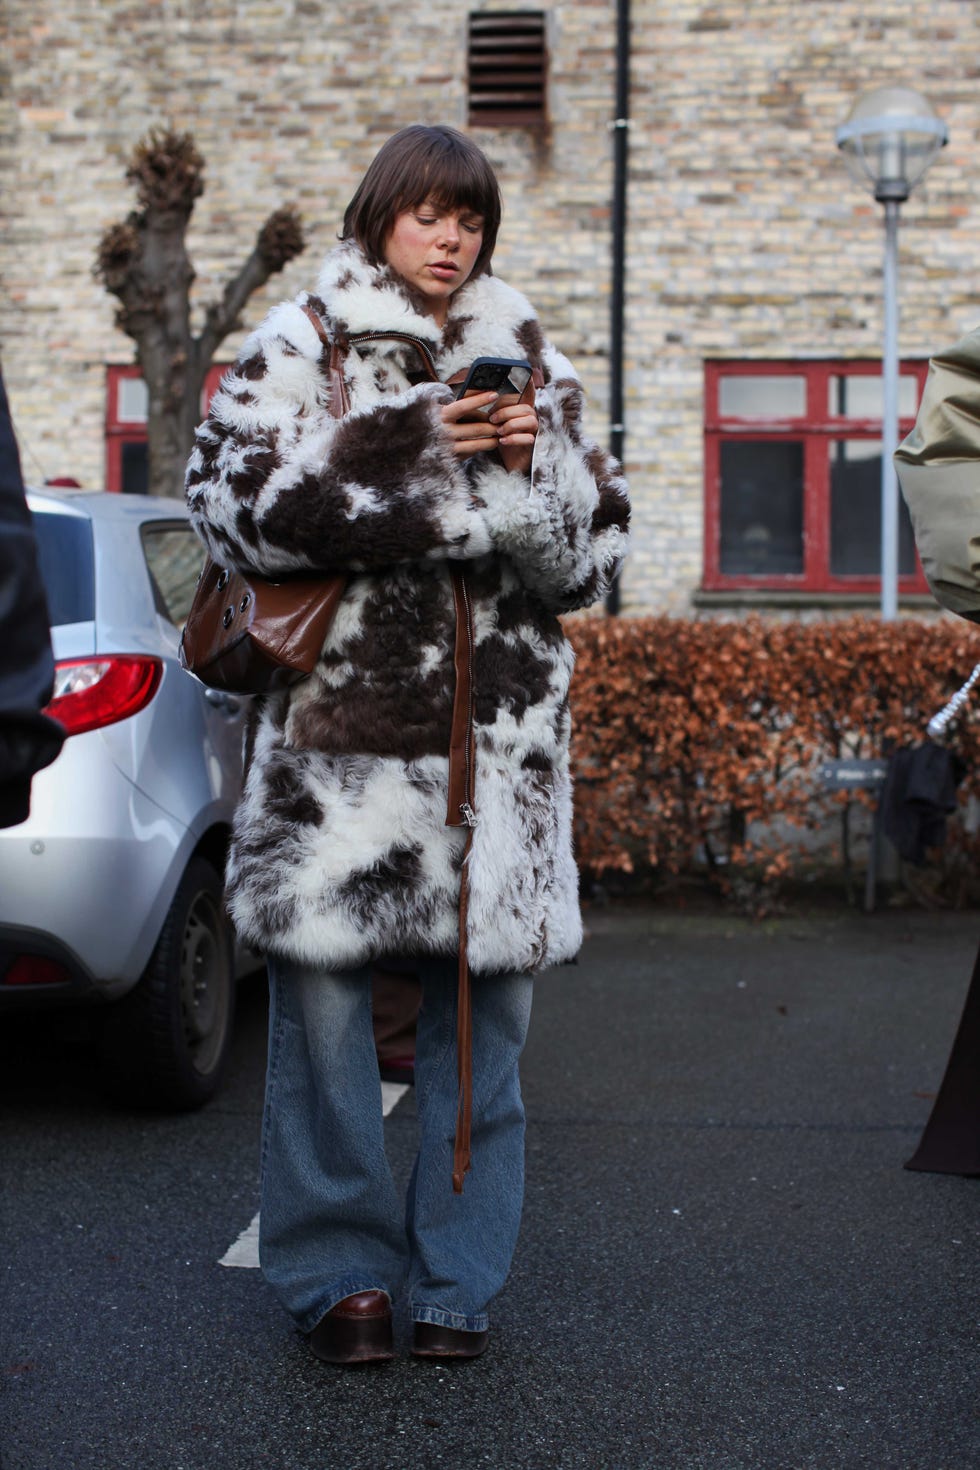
[179,304,354,696]
[179,561,346,695]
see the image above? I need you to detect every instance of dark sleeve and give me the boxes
[0,369,65,827]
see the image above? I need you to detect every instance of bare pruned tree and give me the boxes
[95,129,306,498]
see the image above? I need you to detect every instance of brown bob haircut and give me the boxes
[342,125,502,278]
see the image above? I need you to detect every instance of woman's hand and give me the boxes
[440,391,539,474]
[441,391,503,459]
[490,395,539,476]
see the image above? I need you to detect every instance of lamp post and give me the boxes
[836,86,947,620]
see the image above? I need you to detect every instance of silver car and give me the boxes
[0,489,251,1107]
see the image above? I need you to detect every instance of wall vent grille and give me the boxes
[467,12,548,126]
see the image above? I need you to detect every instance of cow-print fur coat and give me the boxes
[185,241,630,977]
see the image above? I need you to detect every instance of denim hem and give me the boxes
[410,1303,490,1333]
[297,1280,392,1337]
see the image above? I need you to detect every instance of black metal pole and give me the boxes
[606,0,629,615]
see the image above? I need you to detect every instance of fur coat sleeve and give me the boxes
[185,300,494,577]
[895,325,980,623]
[464,341,630,613]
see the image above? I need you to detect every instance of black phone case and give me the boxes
[454,357,533,399]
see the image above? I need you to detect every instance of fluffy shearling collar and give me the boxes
[314,241,541,377]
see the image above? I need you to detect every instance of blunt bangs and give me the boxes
[342,125,502,277]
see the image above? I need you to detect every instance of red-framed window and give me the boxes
[703,359,931,595]
[104,364,228,493]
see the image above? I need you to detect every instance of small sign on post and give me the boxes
[818,758,889,792]
[819,757,891,912]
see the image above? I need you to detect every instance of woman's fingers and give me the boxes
[444,425,500,458]
[442,391,499,423]
[453,436,499,458]
[441,393,501,457]
[440,392,539,462]
[490,401,538,474]
[490,402,539,444]
[443,420,499,458]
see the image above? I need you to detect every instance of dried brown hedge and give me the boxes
[567,615,980,892]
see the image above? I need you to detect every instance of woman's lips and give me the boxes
[427,263,458,281]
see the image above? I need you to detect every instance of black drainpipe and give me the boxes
[606,0,630,615]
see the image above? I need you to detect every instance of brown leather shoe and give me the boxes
[308,1291,394,1365]
[411,1321,489,1359]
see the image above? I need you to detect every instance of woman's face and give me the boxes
[383,200,485,325]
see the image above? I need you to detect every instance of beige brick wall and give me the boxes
[2,0,978,612]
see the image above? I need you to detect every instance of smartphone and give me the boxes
[453,357,534,402]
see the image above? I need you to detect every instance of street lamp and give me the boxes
[836,86,947,619]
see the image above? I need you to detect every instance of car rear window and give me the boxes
[141,523,205,628]
[30,510,95,626]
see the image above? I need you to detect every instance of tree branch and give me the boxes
[93,129,305,497]
[197,205,305,364]
[126,129,204,218]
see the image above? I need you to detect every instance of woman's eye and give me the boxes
[416,215,437,226]
[463,222,482,234]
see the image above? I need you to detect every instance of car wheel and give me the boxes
[98,855,235,1110]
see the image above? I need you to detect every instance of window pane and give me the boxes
[118,376,149,422]
[718,375,806,419]
[141,526,205,627]
[829,440,916,576]
[30,509,95,625]
[121,441,149,494]
[719,440,804,576]
[827,375,919,419]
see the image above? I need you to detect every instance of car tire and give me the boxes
[98,855,235,1110]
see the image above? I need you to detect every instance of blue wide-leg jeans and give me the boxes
[258,954,533,1335]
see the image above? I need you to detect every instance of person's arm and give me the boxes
[464,341,630,612]
[0,369,65,827]
[895,326,980,623]
[185,299,493,576]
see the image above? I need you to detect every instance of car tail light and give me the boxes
[45,656,163,737]
[4,956,72,986]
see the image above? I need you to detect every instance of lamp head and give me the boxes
[836,85,947,203]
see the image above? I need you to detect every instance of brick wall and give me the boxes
[2,0,978,612]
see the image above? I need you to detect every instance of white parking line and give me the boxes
[219,1080,410,1268]
[220,1212,260,1269]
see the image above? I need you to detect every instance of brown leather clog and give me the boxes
[308,1290,394,1365]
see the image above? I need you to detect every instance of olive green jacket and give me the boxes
[895,326,980,623]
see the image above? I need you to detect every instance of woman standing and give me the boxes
[186,125,629,1364]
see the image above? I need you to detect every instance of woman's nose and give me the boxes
[439,220,460,250]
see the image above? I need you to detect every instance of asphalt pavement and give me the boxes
[2,901,979,1470]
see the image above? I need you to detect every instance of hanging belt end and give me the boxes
[452,1146,470,1193]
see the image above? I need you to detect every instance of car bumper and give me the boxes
[0,729,196,1002]
[0,924,99,1009]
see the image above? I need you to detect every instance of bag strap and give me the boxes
[446,565,478,1191]
[300,303,351,417]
